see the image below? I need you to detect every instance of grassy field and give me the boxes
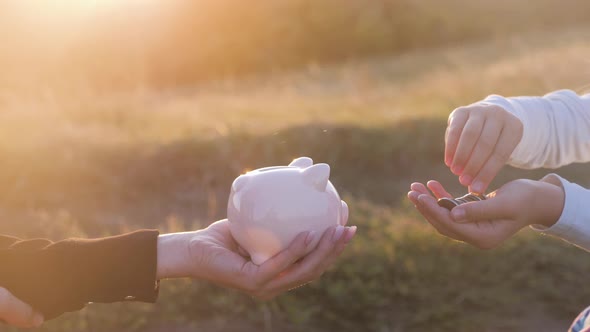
[3,24,590,332]
[3,0,590,90]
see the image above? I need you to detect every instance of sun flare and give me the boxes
[6,0,160,22]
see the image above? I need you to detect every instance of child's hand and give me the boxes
[156,219,356,300]
[445,104,523,193]
[407,177,564,249]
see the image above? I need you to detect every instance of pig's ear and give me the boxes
[289,157,313,168]
[232,175,250,192]
[303,163,330,191]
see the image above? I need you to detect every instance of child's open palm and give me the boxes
[408,177,564,249]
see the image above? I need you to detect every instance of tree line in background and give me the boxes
[1,0,590,92]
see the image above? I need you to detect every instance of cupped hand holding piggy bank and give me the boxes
[228,157,349,265]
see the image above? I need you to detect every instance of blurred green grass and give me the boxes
[2,20,590,332]
[10,201,590,332]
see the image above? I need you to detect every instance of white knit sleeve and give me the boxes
[530,174,590,252]
[480,90,590,169]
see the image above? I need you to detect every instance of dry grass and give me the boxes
[2,24,590,332]
[2,24,589,153]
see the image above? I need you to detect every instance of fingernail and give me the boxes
[451,208,466,222]
[451,165,462,175]
[471,181,484,194]
[33,313,44,327]
[459,175,472,186]
[344,226,357,243]
[305,231,317,246]
[332,225,345,242]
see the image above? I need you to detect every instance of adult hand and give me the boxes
[445,103,523,193]
[407,177,563,249]
[157,219,356,300]
[0,287,44,328]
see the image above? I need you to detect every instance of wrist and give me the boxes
[156,232,195,279]
[533,178,565,228]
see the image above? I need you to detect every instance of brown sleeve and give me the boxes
[0,230,160,320]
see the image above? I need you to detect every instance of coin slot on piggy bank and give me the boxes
[227,157,348,265]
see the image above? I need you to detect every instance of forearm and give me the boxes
[0,230,160,319]
[481,90,590,169]
[531,175,565,229]
[156,231,196,280]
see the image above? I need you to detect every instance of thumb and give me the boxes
[450,199,503,223]
[0,288,44,328]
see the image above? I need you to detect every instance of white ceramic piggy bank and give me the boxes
[227,157,348,265]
